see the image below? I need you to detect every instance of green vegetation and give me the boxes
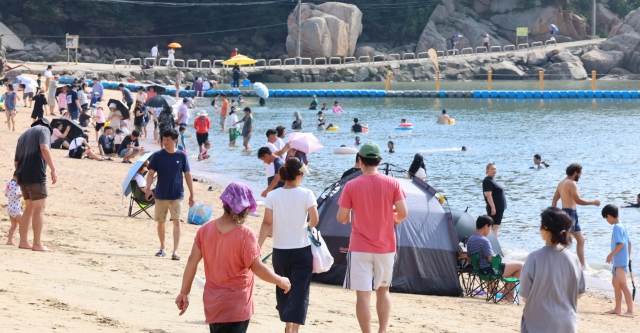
[0,0,435,48]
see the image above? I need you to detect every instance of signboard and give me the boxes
[66,35,79,49]
[516,27,529,37]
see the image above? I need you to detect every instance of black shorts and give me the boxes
[51,138,66,149]
[70,147,85,159]
[209,320,249,333]
[196,132,209,146]
[480,263,505,275]
[95,122,105,131]
[486,207,505,225]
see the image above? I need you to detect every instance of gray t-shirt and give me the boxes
[242,114,254,137]
[520,246,585,333]
[15,126,51,184]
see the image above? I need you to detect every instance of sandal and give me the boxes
[171,253,181,261]
[155,250,166,257]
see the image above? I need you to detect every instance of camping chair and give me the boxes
[488,256,521,305]
[458,252,474,297]
[468,253,499,301]
[128,181,155,219]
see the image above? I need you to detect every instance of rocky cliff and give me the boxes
[599,8,640,73]
[285,2,362,59]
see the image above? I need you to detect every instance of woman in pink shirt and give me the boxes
[176,182,291,333]
[57,90,67,117]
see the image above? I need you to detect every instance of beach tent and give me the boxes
[312,172,463,296]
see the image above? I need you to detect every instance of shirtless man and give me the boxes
[552,163,600,268]
[437,110,451,124]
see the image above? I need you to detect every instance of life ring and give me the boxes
[399,123,412,127]
[333,147,358,154]
[446,119,455,125]
[326,126,339,131]
[395,127,413,130]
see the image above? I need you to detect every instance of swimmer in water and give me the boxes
[623,194,640,208]
[354,136,361,146]
[317,111,326,129]
[437,110,451,124]
[400,119,407,124]
[321,102,328,111]
[531,154,549,169]
[462,146,467,151]
[387,141,395,153]
[309,95,318,110]
[333,101,344,114]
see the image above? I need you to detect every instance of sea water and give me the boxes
[182,87,640,289]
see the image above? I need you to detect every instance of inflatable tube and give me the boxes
[362,127,369,133]
[446,119,455,125]
[399,123,413,127]
[292,90,300,97]
[451,209,503,256]
[395,127,413,130]
[326,126,339,131]
[333,147,358,154]
[525,91,533,99]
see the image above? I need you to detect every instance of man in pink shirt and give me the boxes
[336,142,408,333]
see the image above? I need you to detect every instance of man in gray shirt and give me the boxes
[237,107,253,150]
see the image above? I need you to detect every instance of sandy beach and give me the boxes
[0,73,637,333]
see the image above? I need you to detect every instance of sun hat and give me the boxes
[358,142,382,159]
[293,159,310,174]
[220,182,257,214]
[109,103,117,109]
[197,110,207,116]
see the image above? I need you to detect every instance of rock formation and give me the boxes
[0,22,24,51]
[286,2,362,59]
[417,0,590,54]
[600,8,640,73]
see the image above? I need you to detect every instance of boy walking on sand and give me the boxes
[336,142,408,333]
[602,204,634,318]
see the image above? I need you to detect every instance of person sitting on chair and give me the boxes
[134,161,155,196]
[467,215,523,301]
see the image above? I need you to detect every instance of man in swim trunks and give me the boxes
[552,163,601,268]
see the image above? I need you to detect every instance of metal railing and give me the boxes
[158,57,169,66]
[436,51,445,57]
[461,47,474,56]
[214,60,224,68]
[300,58,312,65]
[255,59,266,67]
[173,59,185,67]
[144,57,156,66]
[284,58,297,66]
[530,41,543,49]
[446,50,457,56]
[372,55,386,63]
[402,53,415,60]
[114,59,127,68]
[314,58,327,65]
[329,57,341,65]
[490,46,502,53]
[268,59,282,67]
[417,52,429,59]
[358,56,371,64]
[388,53,400,61]
[517,43,529,51]
[503,45,516,51]
[344,56,356,65]
[128,58,142,67]
[200,59,212,68]
[186,59,199,68]
[545,40,557,47]
[475,46,488,54]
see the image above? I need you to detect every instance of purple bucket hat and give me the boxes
[220,182,257,215]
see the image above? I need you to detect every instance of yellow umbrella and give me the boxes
[168,42,182,48]
[222,54,257,66]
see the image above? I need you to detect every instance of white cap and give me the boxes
[109,103,117,108]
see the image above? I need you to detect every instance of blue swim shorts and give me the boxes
[562,208,581,232]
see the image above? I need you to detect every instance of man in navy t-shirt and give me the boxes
[145,128,195,260]
[66,85,81,120]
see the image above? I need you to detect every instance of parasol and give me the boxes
[146,95,177,108]
[254,82,269,99]
[147,84,166,94]
[288,132,324,154]
[451,34,463,39]
[168,42,182,48]
[55,85,73,97]
[122,151,154,196]
[51,118,84,141]
[16,75,38,89]
[222,54,257,66]
[107,99,130,120]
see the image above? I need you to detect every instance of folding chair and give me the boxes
[458,254,474,297]
[128,181,155,219]
[468,253,499,301]
[489,256,521,304]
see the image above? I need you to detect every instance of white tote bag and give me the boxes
[308,227,334,273]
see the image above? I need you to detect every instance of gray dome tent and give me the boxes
[312,171,463,296]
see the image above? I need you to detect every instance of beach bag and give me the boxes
[308,226,333,273]
[188,202,213,225]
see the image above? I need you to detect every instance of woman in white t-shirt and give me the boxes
[407,153,427,181]
[258,157,318,332]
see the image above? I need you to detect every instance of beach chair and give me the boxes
[468,253,499,301]
[488,256,521,305]
[128,181,155,219]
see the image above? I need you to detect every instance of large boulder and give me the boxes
[601,8,640,73]
[286,2,362,58]
[354,46,375,59]
[0,22,24,51]
[544,62,588,80]
[490,6,587,42]
[41,43,62,56]
[596,4,621,35]
[580,49,623,74]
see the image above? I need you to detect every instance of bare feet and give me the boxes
[605,309,622,315]
[32,244,53,252]
[619,312,635,318]
[6,241,15,245]
[18,242,33,249]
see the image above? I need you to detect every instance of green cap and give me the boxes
[358,142,382,159]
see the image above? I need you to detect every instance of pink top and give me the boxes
[57,93,67,108]
[338,173,406,253]
[95,108,105,123]
[146,91,157,99]
[198,147,208,159]
[333,106,344,114]
[194,222,261,324]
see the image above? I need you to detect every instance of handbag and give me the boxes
[308,226,334,273]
